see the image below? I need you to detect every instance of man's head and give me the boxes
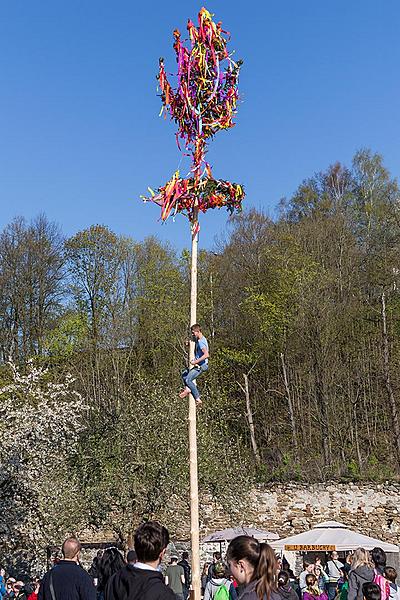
[62,537,82,562]
[363,582,381,600]
[181,551,189,561]
[384,566,397,584]
[191,324,202,339]
[134,521,170,565]
[331,551,339,561]
[170,556,178,565]
[126,550,137,565]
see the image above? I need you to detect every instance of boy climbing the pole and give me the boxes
[179,324,209,405]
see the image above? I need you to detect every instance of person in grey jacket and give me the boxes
[226,536,282,600]
[347,548,374,600]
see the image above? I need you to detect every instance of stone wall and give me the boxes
[76,481,400,570]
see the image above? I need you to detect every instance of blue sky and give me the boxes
[0,1,399,250]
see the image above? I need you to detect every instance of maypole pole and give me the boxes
[189,208,200,598]
[143,8,244,598]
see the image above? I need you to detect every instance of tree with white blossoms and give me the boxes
[0,361,87,573]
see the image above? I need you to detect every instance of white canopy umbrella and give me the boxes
[270,520,399,553]
[202,527,279,543]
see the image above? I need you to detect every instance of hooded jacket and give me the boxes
[347,566,375,600]
[105,565,175,600]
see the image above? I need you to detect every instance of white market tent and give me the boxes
[270,520,399,553]
[202,527,279,543]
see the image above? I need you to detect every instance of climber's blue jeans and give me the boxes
[181,364,208,400]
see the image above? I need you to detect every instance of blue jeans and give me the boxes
[182,364,208,400]
[327,583,338,600]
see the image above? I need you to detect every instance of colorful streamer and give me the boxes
[143,7,245,226]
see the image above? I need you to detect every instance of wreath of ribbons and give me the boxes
[143,8,245,229]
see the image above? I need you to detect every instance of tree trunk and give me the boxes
[241,373,261,465]
[188,214,200,600]
[280,353,299,461]
[381,291,400,467]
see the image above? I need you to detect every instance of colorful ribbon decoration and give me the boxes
[143,7,245,228]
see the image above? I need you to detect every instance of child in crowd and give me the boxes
[300,557,315,595]
[278,571,300,600]
[362,583,381,600]
[303,574,328,600]
[384,567,400,600]
[203,562,237,600]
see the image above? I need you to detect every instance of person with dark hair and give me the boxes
[208,553,223,582]
[315,566,329,594]
[38,537,96,600]
[97,549,125,600]
[177,553,191,600]
[278,571,299,600]
[384,567,400,600]
[371,549,387,576]
[348,548,374,600]
[226,535,281,600]
[300,557,315,596]
[362,583,381,600]
[371,548,390,600]
[89,551,104,586]
[179,324,209,406]
[165,556,185,599]
[203,562,237,600]
[105,521,175,600]
[126,551,137,566]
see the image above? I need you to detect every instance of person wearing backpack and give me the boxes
[203,562,237,600]
[371,548,390,600]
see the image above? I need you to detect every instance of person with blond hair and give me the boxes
[347,548,374,600]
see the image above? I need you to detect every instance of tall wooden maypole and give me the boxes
[143,9,244,598]
[188,210,200,597]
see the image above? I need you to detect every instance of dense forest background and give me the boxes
[1,149,400,563]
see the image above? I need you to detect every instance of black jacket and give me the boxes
[38,561,96,600]
[105,565,175,600]
[178,559,191,587]
[347,566,375,600]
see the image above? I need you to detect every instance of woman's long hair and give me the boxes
[97,548,126,592]
[351,548,373,571]
[226,536,278,600]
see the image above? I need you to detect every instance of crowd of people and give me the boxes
[1,522,399,600]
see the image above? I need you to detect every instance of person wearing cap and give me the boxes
[165,557,185,600]
[203,561,238,600]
